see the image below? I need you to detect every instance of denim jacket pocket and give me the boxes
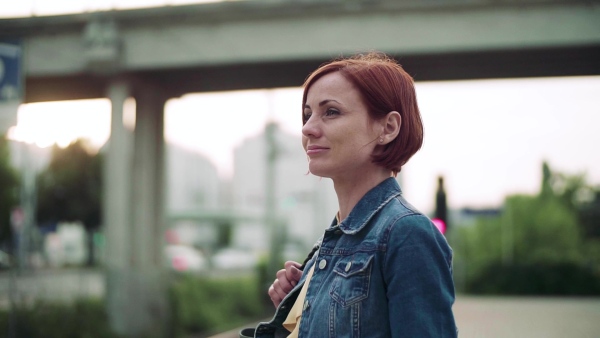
[329,253,374,307]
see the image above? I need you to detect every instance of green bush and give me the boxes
[466,262,600,295]
[0,274,270,338]
[0,298,121,338]
[169,275,270,337]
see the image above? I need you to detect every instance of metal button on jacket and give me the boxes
[345,262,352,272]
[319,259,327,269]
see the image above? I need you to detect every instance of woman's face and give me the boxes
[302,72,382,180]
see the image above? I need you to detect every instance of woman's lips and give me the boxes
[306,145,329,156]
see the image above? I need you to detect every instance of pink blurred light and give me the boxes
[432,218,446,234]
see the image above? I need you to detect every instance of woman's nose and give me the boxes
[302,116,320,138]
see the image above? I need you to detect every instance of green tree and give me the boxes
[506,194,581,265]
[579,190,600,238]
[453,162,600,295]
[542,160,591,211]
[36,139,103,266]
[0,135,21,253]
[542,161,600,271]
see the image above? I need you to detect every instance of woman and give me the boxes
[245,52,457,337]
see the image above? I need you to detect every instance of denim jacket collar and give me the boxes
[333,177,402,235]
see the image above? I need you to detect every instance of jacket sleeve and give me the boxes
[383,214,457,338]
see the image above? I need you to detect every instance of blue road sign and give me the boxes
[0,39,23,133]
[0,39,23,102]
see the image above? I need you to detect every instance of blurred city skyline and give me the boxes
[4,0,599,213]
[7,75,600,213]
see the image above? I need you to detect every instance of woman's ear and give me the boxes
[380,111,401,145]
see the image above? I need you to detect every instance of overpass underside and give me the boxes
[25,44,600,102]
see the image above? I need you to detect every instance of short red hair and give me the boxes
[302,52,424,175]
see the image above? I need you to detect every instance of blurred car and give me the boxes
[164,244,207,273]
[212,248,258,270]
[0,250,11,270]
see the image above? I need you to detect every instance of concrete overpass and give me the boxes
[1,0,599,102]
[1,0,599,336]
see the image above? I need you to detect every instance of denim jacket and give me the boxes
[254,178,457,338]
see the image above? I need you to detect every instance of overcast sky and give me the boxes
[1,0,219,18]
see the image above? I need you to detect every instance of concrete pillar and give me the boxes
[104,79,134,335]
[128,81,169,336]
[265,122,281,280]
[104,78,169,337]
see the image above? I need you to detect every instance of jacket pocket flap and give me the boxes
[333,253,374,278]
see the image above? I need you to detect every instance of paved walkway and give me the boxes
[454,295,600,338]
[3,271,598,337]
[208,295,600,338]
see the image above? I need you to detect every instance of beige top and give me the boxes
[282,264,316,337]
[283,212,337,337]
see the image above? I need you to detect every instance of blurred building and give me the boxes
[232,123,338,256]
[165,143,223,248]
[453,207,502,228]
[166,143,221,212]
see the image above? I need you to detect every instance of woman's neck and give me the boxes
[333,168,392,222]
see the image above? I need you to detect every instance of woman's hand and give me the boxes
[268,260,302,308]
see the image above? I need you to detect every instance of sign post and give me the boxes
[0,39,23,135]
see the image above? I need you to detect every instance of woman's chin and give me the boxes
[308,163,331,178]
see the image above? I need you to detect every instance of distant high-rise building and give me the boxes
[165,143,222,246]
[232,123,338,256]
[166,143,220,212]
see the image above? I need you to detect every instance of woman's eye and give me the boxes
[303,112,312,123]
[324,108,340,117]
